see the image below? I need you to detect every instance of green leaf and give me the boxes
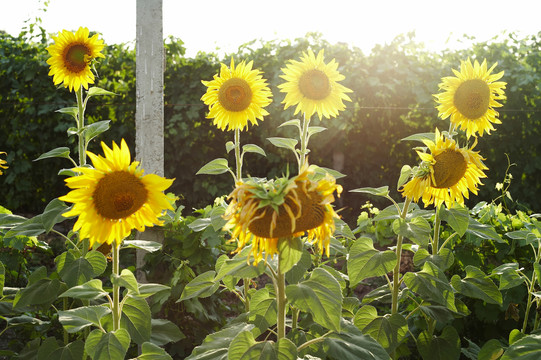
[438,205,469,237]
[225,141,235,153]
[242,144,266,157]
[186,323,254,360]
[347,237,396,287]
[286,268,342,332]
[417,326,461,360]
[57,251,95,287]
[87,86,116,97]
[0,262,4,297]
[58,305,111,333]
[138,342,173,360]
[85,250,108,277]
[196,158,230,175]
[451,266,502,305]
[350,186,390,197]
[113,269,139,294]
[248,288,277,333]
[267,137,298,152]
[138,283,171,298]
[150,319,185,346]
[179,271,219,301]
[41,198,69,232]
[501,334,541,360]
[84,120,111,144]
[509,328,526,345]
[37,337,61,360]
[285,248,311,284]
[228,331,298,360]
[401,132,435,143]
[121,295,152,345]
[13,278,61,310]
[59,279,108,300]
[48,340,85,360]
[324,320,391,360]
[392,216,431,247]
[214,251,266,282]
[478,339,505,360]
[413,248,454,271]
[307,126,327,137]
[85,328,131,360]
[278,119,301,129]
[403,262,456,312]
[56,106,79,118]
[397,165,412,190]
[34,147,71,161]
[122,240,163,253]
[278,237,303,274]
[466,218,503,243]
[361,313,408,353]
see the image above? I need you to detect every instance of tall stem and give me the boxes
[76,87,86,166]
[112,242,121,331]
[391,198,412,315]
[276,257,287,340]
[298,114,311,171]
[433,208,441,255]
[234,128,242,182]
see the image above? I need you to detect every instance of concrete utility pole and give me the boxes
[135,0,164,282]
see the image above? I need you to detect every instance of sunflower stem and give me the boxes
[522,240,541,334]
[76,87,86,166]
[391,197,412,315]
[433,208,441,255]
[276,257,287,340]
[298,114,311,171]
[234,128,242,182]
[112,241,121,331]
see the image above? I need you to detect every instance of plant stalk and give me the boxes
[276,257,287,340]
[234,128,242,182]
[75,87,86,166]
[112,241,121,331]
[391,197,412,315]
[433,208,441,255]
[298,114,311,171]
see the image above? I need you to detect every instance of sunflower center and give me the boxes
[64,44,91,73]
[453,79,490,119]
[248,190,325,238]
[432,149,468,188]
[93,171,148,220]
[298,69,332,100]
[218,78,253,112]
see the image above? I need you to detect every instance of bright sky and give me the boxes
[2,0,540,57]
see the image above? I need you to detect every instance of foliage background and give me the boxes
[1,30,540,224]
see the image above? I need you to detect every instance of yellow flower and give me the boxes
[59,139,174,247]
[201,58,272,131]
[435,58,506,138]
[279,49,352,120]
[400,129,487,208]
[46,27,105,92]
[0,152,7,175]
[223,164,342,264]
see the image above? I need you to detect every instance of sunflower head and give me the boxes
[46,27,105,92]
[278,49,352,120]
[59,139,174,248]
[201,58,272,131]
[223,164,342,264]
[0,152,8,175]
[434,58,506,138]
[400,129,488,208]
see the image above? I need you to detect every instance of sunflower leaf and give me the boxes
[196,158,230,175]
[242,144,266,157]
[87,87,117,97]
[401,132,435,143]
[397,165,412,190]
[278,119,301,130]
[267,137,298,152]
[225,141,235,153]
[34,147,72,162]
[56,107,79,119]
[350,186,389,198]
[84,120,111,144]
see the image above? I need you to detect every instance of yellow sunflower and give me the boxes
[59,139,174,248]
[435,58,506,138]
[201,58,272,131]
[46,27,105,92]
[0,152,7,175]
[278,49,352,120]
[223,163,342,264]
[400,129,487,208]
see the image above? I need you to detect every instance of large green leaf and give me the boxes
[350,186,390,198]
[324,320,391,360]
[267,137,298,152]
[242,144,266,157]
[138,342,173,360]
[417,326,461,360]
[112,268,139,294]
[286,268,342,332]
[85,328,131,360]
[186,323,255,360]
[466,218,503,243]
[58,305,111,333]
[122,240,163,252]
[59,279,108,300]
[228,331,297,360]
[48,339,85,360]
[392,216,431,247]
[285,249,311,284]
[451,266,502,305]
[179,271,219,301]
[501,334,541,359]
[347,237,396,287]
[34,147,72,162]
[278,237,303,274]
[403,262,456,312]
[413,248,454,271]
[56,251,95,287]
[478,339,505,360]
[248,287,277,333]
[196,158,230,175]
[438,205,469,237]
[85,251,108,277]
[84,120,111,144]
[121,295,152,344]
[214,252,266,282]
[13,278,61,310]
[353,306,407,353]
[150,319,185,346]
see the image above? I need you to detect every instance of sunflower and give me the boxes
[201,58,272,131]
[0,152,7,175]
[223,163,342,264]
[435,58,506,138]
[278,49,352,120]
[400,129,487,208]
[59,139,174,248]
[46,27,105,92]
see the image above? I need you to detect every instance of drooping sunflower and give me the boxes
[201,58,272,131]
[223,163,342,264]
[435,58,506,138]
[279,49,352,120]
[46,27,105,92]
[0,152,7,175]
[400,129,487,208]
[59,139,174,248]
